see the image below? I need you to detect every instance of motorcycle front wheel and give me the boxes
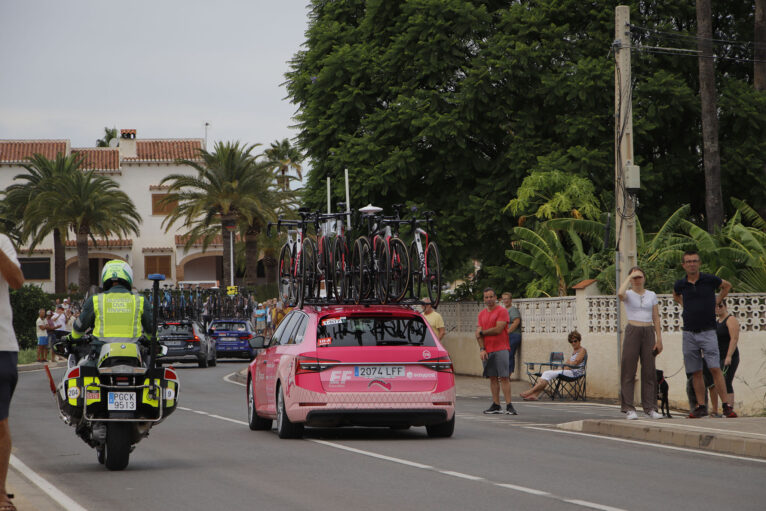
[105,422,131,471]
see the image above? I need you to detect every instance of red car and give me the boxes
[246,304,456,438]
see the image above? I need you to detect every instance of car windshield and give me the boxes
[316,315,436,347]
[211,322,247,332]
[158,323,193,336]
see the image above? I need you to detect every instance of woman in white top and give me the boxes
[618,266,663,419]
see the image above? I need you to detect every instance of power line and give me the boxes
[629,23,758,48]
[629,44,766,64]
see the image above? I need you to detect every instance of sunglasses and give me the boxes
[568,339,580,344]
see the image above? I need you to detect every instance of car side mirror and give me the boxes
[249,335,266,349]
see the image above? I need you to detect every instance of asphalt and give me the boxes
[8,364,766,510]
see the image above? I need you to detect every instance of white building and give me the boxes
[0,129,253,292]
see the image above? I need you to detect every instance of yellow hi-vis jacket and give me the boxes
[72,285,152,340]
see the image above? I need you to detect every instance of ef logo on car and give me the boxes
[329,370,353,385]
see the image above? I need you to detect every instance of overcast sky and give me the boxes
[0,0,310,149]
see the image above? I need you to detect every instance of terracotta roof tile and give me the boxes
[123,140,203,162]
[571,279,597,290]
[72,148,120,171]
[0,140,68,163]
[65,239,133,248]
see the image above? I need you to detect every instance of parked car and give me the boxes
[245,305,456,439]
[157,320,216,368]
[209,319,258,360]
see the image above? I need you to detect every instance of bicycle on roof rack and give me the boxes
[269,209,316,308]
[407,206,441,307]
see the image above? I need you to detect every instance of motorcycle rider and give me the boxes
[66,260,153,362]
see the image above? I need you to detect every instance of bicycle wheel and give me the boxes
[299,238,317,307]
[350,238,369,304]
[425,241,441,307]
[409,240,422,299]
[388,238,409,303]
[320,236,333,300]
[374,240,390,304]
[331,237,348,303]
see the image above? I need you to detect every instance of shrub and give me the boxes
[10,284,51,350]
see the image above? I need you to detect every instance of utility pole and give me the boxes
[614,5,639,369]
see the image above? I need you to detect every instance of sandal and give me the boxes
[0,494,16,511]
[522,396,539,401]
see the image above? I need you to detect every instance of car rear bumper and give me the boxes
[285,386,456,426]
[216,346,253,359]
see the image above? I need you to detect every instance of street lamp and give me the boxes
[222,218,236,287]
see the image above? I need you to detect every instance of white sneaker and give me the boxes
[645,410,663,420]
[625,410,639,420]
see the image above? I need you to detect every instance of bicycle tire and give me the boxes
[409,240,422,299]
[331,237,348,303]
[425,241,441,307]
[387,238,409,303]
[299,238,316,307]
[350,238,369,304]
[320,236,333,300]
[375,239,390,304]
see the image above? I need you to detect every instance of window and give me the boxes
[316,315,436,347]
[144,255,172,278]
[271,312,297,347]
[19,257,50,280]
[285,313,308,345]
[152,194,177,215]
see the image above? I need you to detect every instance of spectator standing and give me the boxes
[422,297,445,340]
[35,309,49,362]
[501,292,522,376]
[710,300,740,417]
[672,250,735,418]
[254,303,267,334]
[476,288,516,415]
[618,267,664,420]
[46,310,56,351]
[0,232,24,511]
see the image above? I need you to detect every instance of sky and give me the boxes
[0,0,311,150]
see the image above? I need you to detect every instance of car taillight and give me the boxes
[241,334,253,340]
[193,335,200,341]
[296,356,339,374]
[420,356,453,373]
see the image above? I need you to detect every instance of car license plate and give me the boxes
[221,337,237,342]
[354,366,405,378]
[108,392,136,411]
[164,340,183,347]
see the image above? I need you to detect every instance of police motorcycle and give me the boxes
[48,274,179,471]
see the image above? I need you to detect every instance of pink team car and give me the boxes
[246,304,456,438]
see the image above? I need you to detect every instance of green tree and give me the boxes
[264,139,304,192]
[161,142,291,287]
[286,0,766,283]
[2,154,83,293]
[96,127,118,147]
[37,170,141,292]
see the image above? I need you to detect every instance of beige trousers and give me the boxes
[620,324,658,414]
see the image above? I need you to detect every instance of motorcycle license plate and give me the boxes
[108,392,136,411]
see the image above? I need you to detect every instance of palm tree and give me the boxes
[161,141,292,287]
[2,153,83,293]
[96,127,118,147]
[264,139,303,191]
[35,170,141,292]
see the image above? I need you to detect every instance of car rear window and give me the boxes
[158,323,193,336]
[211,322,248,332]
[316,315,436,347]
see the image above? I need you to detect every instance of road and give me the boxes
[11,362,766,511]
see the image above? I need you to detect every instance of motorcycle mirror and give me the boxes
[53,341,68,357]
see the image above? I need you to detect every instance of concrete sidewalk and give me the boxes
[455,374,766,460]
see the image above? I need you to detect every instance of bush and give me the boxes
[10,284,51,350]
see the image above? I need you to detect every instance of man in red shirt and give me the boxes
[476,288,517,415]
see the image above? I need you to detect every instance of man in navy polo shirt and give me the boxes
[673,250,735,418]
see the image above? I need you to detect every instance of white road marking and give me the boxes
[525,426,766,464]
[439,470,484,481]
[224,371,246,387]
[10,454,88,511]
[564,499,627,511]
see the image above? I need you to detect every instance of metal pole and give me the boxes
[344,169,351,228]
[230,231,234,287]
[327,176,331,214]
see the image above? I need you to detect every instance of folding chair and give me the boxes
[524,352,564,399]
[552,354,587,401]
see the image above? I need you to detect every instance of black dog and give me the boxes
[657,370,671,418]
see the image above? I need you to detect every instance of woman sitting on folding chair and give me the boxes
[520,331,586,401]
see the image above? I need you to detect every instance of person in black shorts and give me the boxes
[0,233,24,511]
[710,300,740,416]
